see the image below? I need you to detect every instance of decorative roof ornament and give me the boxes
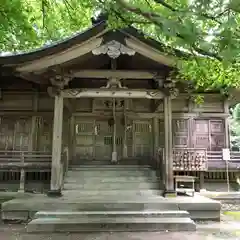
[92,40,136,59]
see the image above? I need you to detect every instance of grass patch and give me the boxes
[223,211,240,220]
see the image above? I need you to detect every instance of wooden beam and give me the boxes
[61,88,165,99]
[16,37,104,72]
[73,70,157,79]
[125,38,175,67]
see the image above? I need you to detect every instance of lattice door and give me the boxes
[194,119,210,149]
[193,119,225,150]
[75,120,94,160]
[133,120,152,158]
[95,120,112,160]
[210,120,225,150]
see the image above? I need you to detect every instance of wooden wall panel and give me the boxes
[76,98,92,112]
[172,98,188,112]
[38,94,54,111]
[37,117,53,152]
[0,92,33,110]
[172,119,189,147]
[0,117,31,150]
[192,96,224,113]
[132,99,151,112]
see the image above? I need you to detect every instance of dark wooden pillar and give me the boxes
[164,96,175,196]
[49,95,64,196]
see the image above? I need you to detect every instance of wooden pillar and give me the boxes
[164,96,175,196]
[123,100,128,159]
[199,172,205,190]
[49,95,64,196]
[153,117,159,168]
[112,98,117,162]
[69,115,75,161]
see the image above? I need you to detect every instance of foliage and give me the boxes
[230,103,240,149]
[1,0,240,92]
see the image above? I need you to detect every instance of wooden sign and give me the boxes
[222,148,230,161]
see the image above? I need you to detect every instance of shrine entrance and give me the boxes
[74,117,124,162]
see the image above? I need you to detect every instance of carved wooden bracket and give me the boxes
[47,66,73,89]
[163,77,179,98]
[101,77,127,89]
[92,40,136,59]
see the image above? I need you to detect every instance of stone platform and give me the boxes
[1,192,221,222]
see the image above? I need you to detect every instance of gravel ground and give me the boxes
[0,224,239,240]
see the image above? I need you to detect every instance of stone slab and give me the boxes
[34,210,190,219]
[27,217,196,232]
[1,193,221,221]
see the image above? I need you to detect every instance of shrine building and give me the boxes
[0,19,239,195]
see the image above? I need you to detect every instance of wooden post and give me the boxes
[49,95,64,196]
[153,117,159,168]
[18,152,25,192]
[164,96,175,196]
[199,172,205,190]
[112,98,117,162]
[123,100,128,159]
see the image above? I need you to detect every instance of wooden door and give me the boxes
[193,119,225,150]
[75,120,94,160]
[95,120,112,160]
[133,120,152,158]
[210,120,225,150]
[194,119,210,149]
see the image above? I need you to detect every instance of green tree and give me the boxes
[1,0,240,92]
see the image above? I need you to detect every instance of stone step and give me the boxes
[35,210,190,219]
[63,182,160,190]
[69,165,152,170]
[65,176,160,183]
[2,200,179,212]
[62,189,163,196]
[66,171,156,178]
[27,217,196,232]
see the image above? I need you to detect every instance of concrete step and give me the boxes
[27,217,196,232]
[34,210,190,219]
[63,182,161,190]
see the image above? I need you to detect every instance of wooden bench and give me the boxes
[174,175,196,197]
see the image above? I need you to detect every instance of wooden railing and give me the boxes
[0,151,52,167]
[0,149,70,192]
